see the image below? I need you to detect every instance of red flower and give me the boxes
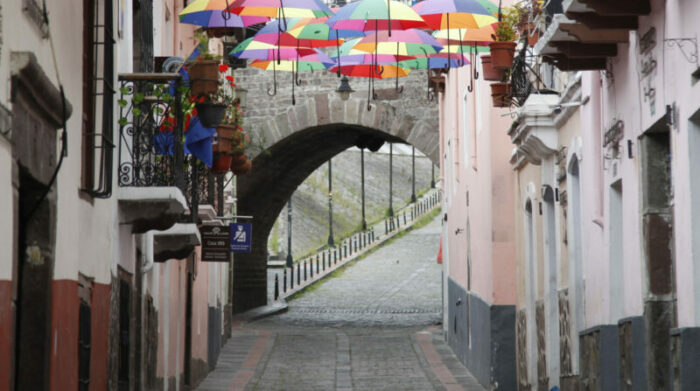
[219,64,229,72]
[226,75,234,81]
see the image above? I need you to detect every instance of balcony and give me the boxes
[534,0,649,71]
[116,73,204,235]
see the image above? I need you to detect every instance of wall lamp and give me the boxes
[335,76,354,101]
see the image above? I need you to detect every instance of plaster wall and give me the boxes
[441,60,516,306]
[0,138,12,280]
[661,0,700,328]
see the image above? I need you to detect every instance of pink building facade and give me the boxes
[0,1,236,390]
[438,49,518,389]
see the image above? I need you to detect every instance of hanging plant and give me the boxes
[489,5,521,69]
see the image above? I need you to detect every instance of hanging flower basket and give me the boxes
[481,55,506,81]
[188,60,220,98]
[232,159,252,175]
[490,82,512,108]
[211,153,233,175]
[212,124,236,154]
[489,41,517,69]
[229,152,248,168]
[196,102,227,128]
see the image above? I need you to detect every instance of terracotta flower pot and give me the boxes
[212,124,236,154]
[196,102,227,128]
[527,31,540,47]
[481,55,506,81]
[230,152,248,168]
[211,153,233,175]
[489,41,517,69]
[187,60,219,98]
[490,82,512,108]
[232,159,252,175]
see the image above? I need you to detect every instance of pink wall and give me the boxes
[440,57,516,305]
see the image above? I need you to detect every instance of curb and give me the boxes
[233,300,289,324]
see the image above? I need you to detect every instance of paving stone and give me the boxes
[196,215,485,391]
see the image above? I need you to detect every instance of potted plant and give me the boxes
[490,81,512,108]
[196,63,236,128]
[489,5,521,69]
[481,55,506,81]
[188,32,222,99]
[210,72,241,174]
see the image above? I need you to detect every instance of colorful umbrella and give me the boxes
[230,37,317,60]
[179,0,269,27]
[398,53,469,69]
[413,0,496,73]
[254,19,339,47]
[251,50,333,104]
[328,63,411,111]
[352,30,443,56]
[412,0,498,30]
[228,0,333,19]
[326,0,428,36]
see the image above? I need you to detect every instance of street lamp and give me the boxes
[327,159,334,246]
[411,146,416,203]
[335,76,354,101]
[361,148,367,230]
[286,199,293,267]
[388,143,394,217]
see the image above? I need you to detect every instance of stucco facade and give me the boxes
[439,52,518,389]
[0,1,234,390]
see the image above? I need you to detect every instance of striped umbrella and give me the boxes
[179,0,269,28]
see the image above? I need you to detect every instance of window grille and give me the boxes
[82,0,115,198]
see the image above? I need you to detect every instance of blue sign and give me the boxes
[230,223,252,253]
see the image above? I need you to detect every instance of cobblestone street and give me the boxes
[195,215,486,391]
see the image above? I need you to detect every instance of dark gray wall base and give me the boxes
[208,305,223,369]
[671,327,700,390]
[447,278,515,390]
[618,316,647,391]
[580,324,620,390]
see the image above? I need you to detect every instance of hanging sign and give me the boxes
[230,223,252,253]
[201,225,231,262]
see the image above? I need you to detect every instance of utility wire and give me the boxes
[22,0,69,222]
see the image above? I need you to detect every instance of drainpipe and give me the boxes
[141,233,155,273]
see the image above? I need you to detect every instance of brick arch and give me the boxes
[230,65,440,313]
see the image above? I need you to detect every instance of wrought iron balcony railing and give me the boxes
[117,73,215,222]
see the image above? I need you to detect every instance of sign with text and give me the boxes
[201,225,230,262]
[230,223,252,253]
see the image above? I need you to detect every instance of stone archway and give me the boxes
[230,66,440,313]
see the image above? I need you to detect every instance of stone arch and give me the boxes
[231,63,440,313]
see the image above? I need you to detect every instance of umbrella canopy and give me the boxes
[412,0,498,30]
[398,53,469,69]
[432,24,497,44]
[231,38,318,60]
[286,16,364,40]
[250,51,335,71]
[352,30,442,56]
[327,0,428,33]
[329,63,411,78]
[179,0,269,27]
[228,0,333,19]
[254,19,339,47]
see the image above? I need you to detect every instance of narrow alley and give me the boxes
[196,215,484,391]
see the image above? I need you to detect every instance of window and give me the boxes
[81,0,115,198]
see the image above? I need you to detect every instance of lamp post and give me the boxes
[388,143,394,217]
[361,148,367,231]
[286,199,293,267]
[335,76,354,101]
[327,159,334,246]
[411,146,416,203]
[431,163,435,188]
